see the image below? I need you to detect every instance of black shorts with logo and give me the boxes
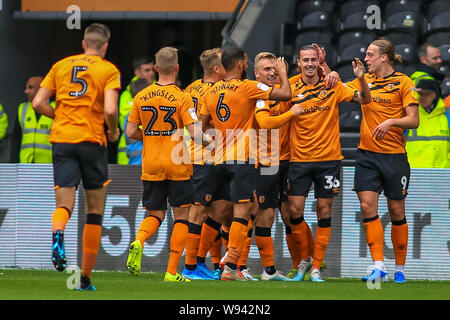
[287,160,341,198]
[52,142,108,190]
[192,164,230,206]
[213,162,256,204]
[256,160,290,209]
[354,148,410,200]
[142,179,194,211]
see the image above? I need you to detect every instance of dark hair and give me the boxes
[221,47,246,71]
[418,43,437,58]
[130,78,150,97]
[132,55,155,71]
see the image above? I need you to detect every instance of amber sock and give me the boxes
[81,214,103,278]
[238,227,253,267]
[197,217,221,262]
[312,218,331,270]
[52,207,71,232]
[255,226,275,268]
[166,220,188,275]
[221,225,229,250]
[209,233,222,266]
[136,215,162,247]
[305,221,315,257]
[285,226,301,268]
[225,218,248,269]
[290,216,310,261]
[185,222,202,270]
[363,215,384,262]
[391,217,408,267]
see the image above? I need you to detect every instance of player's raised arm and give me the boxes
[351,58,371,105]
[32,87,55,119]
[104,88,120,142]
[269,57,291,101]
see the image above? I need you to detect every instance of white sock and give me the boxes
[374,260,386,272]
[395,265,404,273]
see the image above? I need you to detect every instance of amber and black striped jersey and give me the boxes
[346,72,418,154]
[289,74,356,162]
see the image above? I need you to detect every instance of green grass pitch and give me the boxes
[1,268,449,300]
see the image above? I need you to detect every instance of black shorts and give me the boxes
[256,160,289,209]
[52,142,108,190]
[287,160,341,198]
[142,180,194,211]
[213,163,256,204]
[192,164,230,206]
[354,148,410,200]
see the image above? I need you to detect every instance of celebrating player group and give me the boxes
[34,23,418,290]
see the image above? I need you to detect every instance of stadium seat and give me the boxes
[337,43,367,66]
[339,102,362,132]
[441,77,450,97]
[438,45,450,65]
[383,0,422,19]
[394,44,418,64]
[336,63,356,83]
[297,11,333,30]
[294,30,333,54]
[439,64,450,78]
[428,12,450,33]
[425,31,450,47]
[383,31,418,47]
[295,0,335,20]
[384,11,423,34]
[340,0,380,21]
[340,11,371,32]
[427,0,450,20]
[395,63,416,77]
[337,31,376,52]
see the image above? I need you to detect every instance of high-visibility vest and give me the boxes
[0,102,7,141]
[405,98,450,168]
[18,101,54,163]
[117,78,136,165]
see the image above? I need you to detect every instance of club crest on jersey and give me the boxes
[319,90,328,98]
[386,83,395,90]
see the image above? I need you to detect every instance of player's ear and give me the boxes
[176,64,180,72]
[81,40,86,51]
[154,65,159,73]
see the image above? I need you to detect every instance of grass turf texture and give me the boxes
[1,269,449,300]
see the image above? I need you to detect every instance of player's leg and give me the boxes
[238,215,258,281]
[51,143,82,273]
[163,179,194,282]
[127,180,166,276]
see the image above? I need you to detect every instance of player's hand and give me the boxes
[108,127,120,142]
[275,57,287,75]
[312,43,326,64]
[290,103,305,116]
[372,119,393,140]
[352,58,365,79]
[324,71,340,89]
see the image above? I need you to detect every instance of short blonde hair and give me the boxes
[254,52,277,69]
[155,47,178,74]
[200,48,222,74]
[84,23,111,50]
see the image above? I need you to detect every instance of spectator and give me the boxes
[117,55,156,165]
[406,79,450,168]
[10,76,55,163]
[123,78,149,165]
[411,43,445,98]
[0,101,7,143]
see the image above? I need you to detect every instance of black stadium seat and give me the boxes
[340,0,379,21]
[425,31,450,47]
[296,0,335,20]
[383,0,422,19]
[439,64,450,78]
[438,44,450,65]
[384,31,418,47]
[394,63,416,77]
[428,12,450,33]
[336,63,356,83]
[340,11,371,32]
[441,77,450,97]
[338,43,367,65]
[395,44,418,64]
[337,31,376,52]
[427,0,450,20]
[298,11,333,30]
[384,11,423,34]
[294,30,333,53]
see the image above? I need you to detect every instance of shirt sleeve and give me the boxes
[40,65,56,92]
[127,98,141,125]
[345,77,361,92]
[337,81,358,103]
[244,80,273,100]
[254,100,294,129]
[105,66,121,92]
[400,76,419,108]
[180,93,197,127]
